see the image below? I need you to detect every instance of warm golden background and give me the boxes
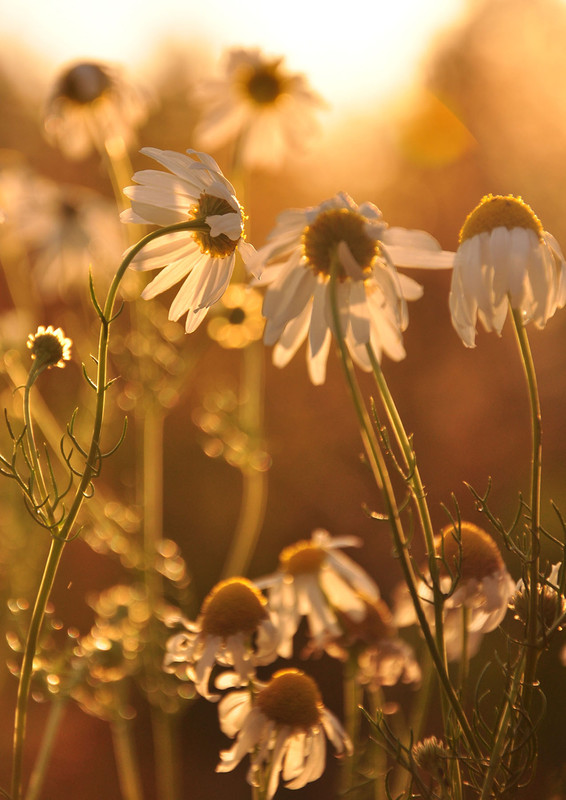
[1,0,566,797]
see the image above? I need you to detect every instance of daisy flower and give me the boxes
[44,61,149,160]
[394,522,515,660]
[216,668,352,799]
[449,194,566,346]
[255,192,454,384]
[121,148,256,333]
[163,577,278,700]
[255,529,380,658]
[322,597,421,690]
[193,47,325,171]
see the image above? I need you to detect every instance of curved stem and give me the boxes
[11,221,208,800]
[366,345,447,666]
[510,308,542,687]
[327,265,478,761]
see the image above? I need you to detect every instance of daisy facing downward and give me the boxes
[255,192,453,384]
[449,194,566,347]
[121,148,256,332]
[216,668,351,800]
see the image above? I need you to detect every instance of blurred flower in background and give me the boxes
[193,47,326,171]
[43,61,149,160]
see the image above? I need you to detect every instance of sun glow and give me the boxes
[1,0,467,110]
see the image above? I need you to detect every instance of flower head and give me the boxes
[121,148,256,333]
[193,47,325,171]
[256,529,380,657]
[256,192,453,384]
[27,326,72,371]
[207,283,265,348]
[44,61,149,160]
[163,577,278,699]
[323,597,421,689]
[216,668,351,799]
[394,522,515,660]
[449,194,566,346]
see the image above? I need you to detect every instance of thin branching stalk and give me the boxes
[327,259,479,764]
[366,345,448,671]
[10,220,210,800]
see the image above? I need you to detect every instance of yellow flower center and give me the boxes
[191,193,241,258]
[302,208,378,279]
[257,669,322,729]
[244,64,284,105]
[200,578,267,638]
[438,522,503,582]
[459,194,543,244]
[56,63,112,105]
[279,541,326,575]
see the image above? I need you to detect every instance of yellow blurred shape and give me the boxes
[397,90,476,167]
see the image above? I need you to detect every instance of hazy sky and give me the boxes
[1,0,468,109]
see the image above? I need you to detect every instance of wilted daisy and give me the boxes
[194,47,325,171]
[163,577,278,699]
[511,562,566,636]
[44,61,149,160]
[216,668,352,799]
[394,522,515,660]
[121,148,256,333]
[322,597,421,690]
[449,194,566,347]
[256,529,380,658]
[256,192,453,384]
[27,326,72,371]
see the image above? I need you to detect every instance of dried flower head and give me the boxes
[27,325,72,370]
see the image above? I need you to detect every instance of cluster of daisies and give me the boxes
[162,526,517,798]
[120,147,566,385]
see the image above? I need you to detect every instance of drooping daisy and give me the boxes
[44,61,149,160]
[255,192,454,384]
[121,148,256,333]
[510,562,566,636]
[255,529,380,658]
[449,194,566,347]
[216,668,352,799]
[394,522,515,660]
[193,47,325,171]
[163,577,279,699]
[322,597,421,690]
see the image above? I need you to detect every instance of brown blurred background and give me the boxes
[1,0,566,797]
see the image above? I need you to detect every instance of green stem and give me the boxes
[340,654,363,797]
[24,697,67,800]
[366,345,448,670]
[111,713,144,800]
[10,220,207,800]
[510,308,542,687]
[327,264,479,761]
[221,340,268,579]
